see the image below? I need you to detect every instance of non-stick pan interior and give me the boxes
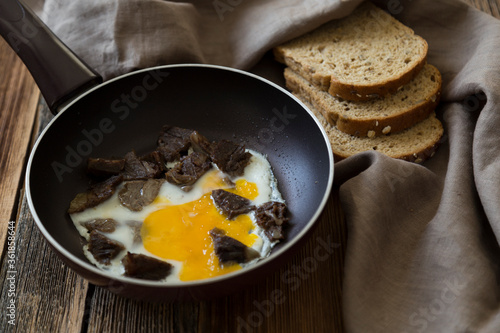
[27,65,333,288]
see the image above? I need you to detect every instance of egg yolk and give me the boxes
[142,171,259,281]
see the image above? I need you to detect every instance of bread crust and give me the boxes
[328,51,428,101]
[332,140,441,163]
[273,2,429,102]
[285,65,442,137]
[275,2,443,163]
[301,100,444,164]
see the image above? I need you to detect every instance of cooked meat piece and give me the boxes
[158,125,194,148]
[210,140,252,177]
[264,225,284,241]
[87,158,125,177]
[156,125,194,163]
[82,218,118,233]
[118,179,164,211]
[190,131,214,155]
[140,150,167,172]
[209,228,260,265]
[122,252,173,280]
[211,189,255,219]
[126,221,143,244]
[255,202,289,241]
[166,152,212,188]
[68,175,123,214]
[156,146,179,165]
[87,230,125,265]
[122,151,162,180]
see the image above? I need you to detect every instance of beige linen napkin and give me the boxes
[28,0,362,79]
[338,1,500,332]
[28,0,500,331]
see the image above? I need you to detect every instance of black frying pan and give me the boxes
[0,0,334,301]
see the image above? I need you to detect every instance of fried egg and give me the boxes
[70,150,283,282]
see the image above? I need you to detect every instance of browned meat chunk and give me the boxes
[122,151,162,180]
[190,131,214,155]
[156,147,178,165]
[68,175,123,214]
[87,231,125,265]
[140,150,168,172]
[122,252,173,280]
[210,140,252,177]
[255,202,288,241]
[166,152,212,189]
[209,228,260,265]
[156,125,194,163]
[118,179,165,211]
[82,218,118,233]
[87,158,125,177]
[211,189,255,219]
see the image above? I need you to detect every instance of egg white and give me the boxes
[70,149,284,282]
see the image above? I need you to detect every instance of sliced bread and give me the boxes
[274,2,428,101]
[302,100,443,163]
[285,64,442,137]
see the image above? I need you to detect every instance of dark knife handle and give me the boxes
[0,0,102,114]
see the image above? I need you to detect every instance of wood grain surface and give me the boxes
[0,42,39,259]
[0,1,497,332]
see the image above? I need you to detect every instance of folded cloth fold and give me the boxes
[29,0,362,79]
[27,0,500,331]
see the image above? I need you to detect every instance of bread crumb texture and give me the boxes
[274,2,428,100]
[285,64,442,137]
[303,100,443,163]
[277,1,443,163]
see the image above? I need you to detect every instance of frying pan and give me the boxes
[0,0,334,301]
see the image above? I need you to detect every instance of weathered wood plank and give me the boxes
[0,192,89,332]
[0,40,40,258]
[0,100,88,332]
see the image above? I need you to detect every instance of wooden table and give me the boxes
[0,1,498,332]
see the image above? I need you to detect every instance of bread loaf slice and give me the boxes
[302,100,443,163]
[285,64,442,137]
[274,2,428,101]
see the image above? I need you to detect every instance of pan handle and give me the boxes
[0,0,103,114]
